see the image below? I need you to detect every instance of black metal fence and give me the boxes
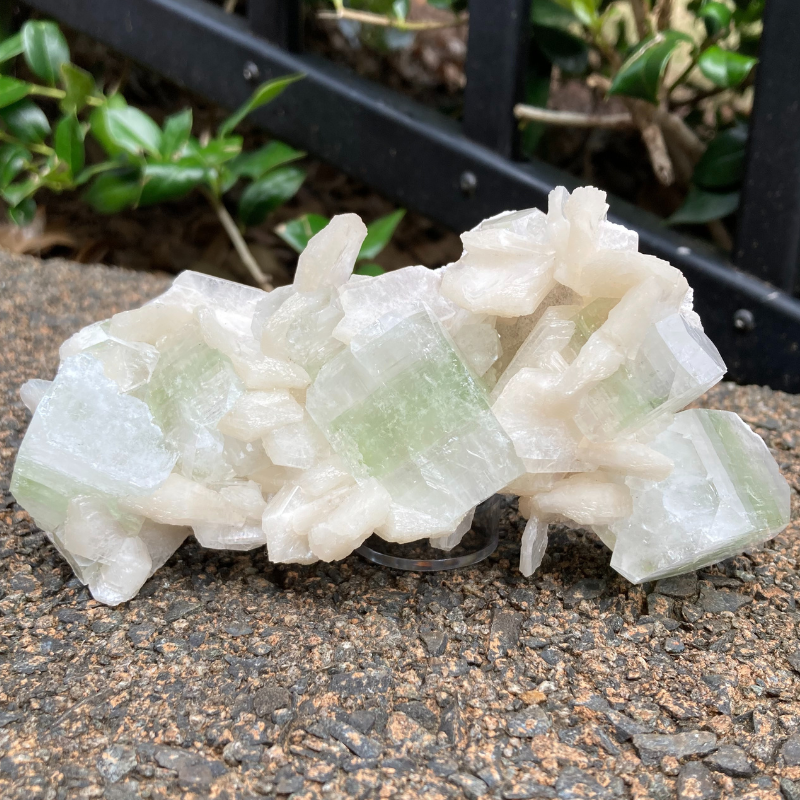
[22,0,800,391]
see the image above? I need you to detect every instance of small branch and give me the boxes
[202,188,272,291]
[0,129,53,156]
[587,32,621,71]
[669,83,728,108]
[223,0,239,12]
[317,7,467,31]
[514,104,634,129]
[625,99,674,185]
[657,109,705,162]
[707,219,733,252]
[653,0,672,31]
[28,84,103,107]
[586,73,612,93]
[629,0,652,40]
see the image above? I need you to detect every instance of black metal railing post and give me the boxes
[462,0,531,159]
[248,0,301,52]
[735,0,800,295]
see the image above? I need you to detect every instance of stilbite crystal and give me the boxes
[10,186,790,605]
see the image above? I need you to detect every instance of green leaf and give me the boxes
[73,160,121,187]
[354,262,385,277]
[21,20,69,86]
[0,143,29,188]
[697,1,732,37]
[60,63,96,114]
[667,186,740,225]
[0,75,30,108]
[274,212,329,253]
[8,196,35,226]
[105,106,163,157]
[83,169,142,213]
[139,161,207,206]
[88,94,128,157]
[228,140,305,180]
[238,165,306,227]
[161,108,193,158]
[693,124,747,191]
[218,73,304,137]
[698,46,757,88]
[733,0,763,25]
[531,0,578,28]
[0,99,50,143]
[196,136,242,166]
[2,176,38,207]
[359,209,405,260]
[0,33,23,66]
[533,25,589,73]
[609,31,692,104]
[567,0,598,27]
[54,113,85,176]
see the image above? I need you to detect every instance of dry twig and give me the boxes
[629,0,652,40]
[514,104,634,129]
[653,0,673,31]
[625,99,674,185]
[202,189,272,291]
[318,7,467,32]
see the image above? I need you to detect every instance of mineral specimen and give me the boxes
[11,186,791,605]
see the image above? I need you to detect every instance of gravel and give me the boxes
[2,253,800,799]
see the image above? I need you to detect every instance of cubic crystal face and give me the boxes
[607,409,790,582]
[307,310,523,537]
[10,186,791,605]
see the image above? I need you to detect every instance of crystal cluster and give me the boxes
[12,188,790,605]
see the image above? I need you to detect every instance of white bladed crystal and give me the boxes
[307,478,391,560]
[429,507,475,551]
[121,473,246,527]
[11,185,790,606]
[294,213,367,292]
[20,379,52,413]
[519,516,548,577]
[218,390,304,442]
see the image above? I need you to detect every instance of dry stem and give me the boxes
[653,0,672,31]
[318,7,467,31]
[203,189,272,291]
[707,219,733,252]
[514,104,634,129]
[629,0,652,40]
[625,99,674,185]
[657,110,705,162]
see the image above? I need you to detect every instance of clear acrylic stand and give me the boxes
[356,496,503,572]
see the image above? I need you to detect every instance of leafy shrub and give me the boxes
[0,19,310,287]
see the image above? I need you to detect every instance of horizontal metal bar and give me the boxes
[23,0,800,390]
